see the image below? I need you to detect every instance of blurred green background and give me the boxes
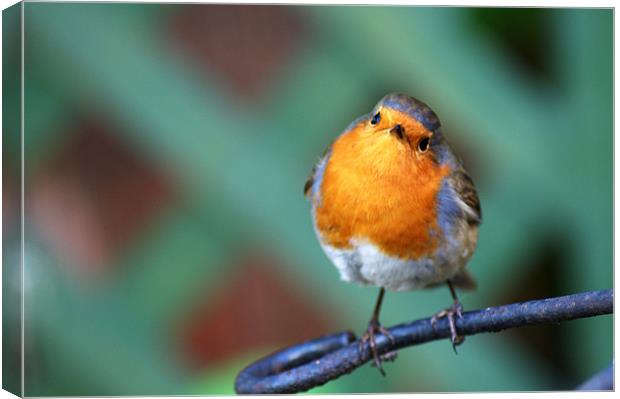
[2,4,613,395]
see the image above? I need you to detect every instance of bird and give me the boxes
[304,93,481,374]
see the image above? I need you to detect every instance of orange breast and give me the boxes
[315,123,449,260]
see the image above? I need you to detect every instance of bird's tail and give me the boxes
[449,269,477,290]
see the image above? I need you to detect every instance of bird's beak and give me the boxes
[389,124,404,140]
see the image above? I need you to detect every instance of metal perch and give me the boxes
[235,289,613,394]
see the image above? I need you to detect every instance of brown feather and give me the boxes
[304,141,335,198]
[303,172,314,197]
[451,168,481,225]
[425,269,477,291]
[449,268,477,290]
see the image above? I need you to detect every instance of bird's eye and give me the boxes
[418,137,430,152]
[370,112,381,125]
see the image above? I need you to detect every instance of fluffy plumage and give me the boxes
[306,93,480,291]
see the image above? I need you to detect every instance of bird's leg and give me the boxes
[358,287,395,376]
[431,280,465,353]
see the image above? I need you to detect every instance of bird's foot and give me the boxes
[358,318,396,376]
[431,301,465,353]
[376,350,398,364]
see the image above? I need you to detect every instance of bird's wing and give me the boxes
[304,142,333,197]
[303,168,316,197]
[450,168,482,226]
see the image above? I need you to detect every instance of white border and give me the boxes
[0,2,615,399]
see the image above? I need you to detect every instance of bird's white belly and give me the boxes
[319,238,465,291]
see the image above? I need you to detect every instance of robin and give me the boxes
[305,93,481,374]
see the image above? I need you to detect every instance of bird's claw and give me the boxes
[378,350,399,363]
[431,301,465,353]
[358,319,396,376]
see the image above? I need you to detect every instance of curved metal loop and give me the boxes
[235,331,357,394]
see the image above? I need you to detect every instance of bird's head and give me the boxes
[367,92,441,153]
